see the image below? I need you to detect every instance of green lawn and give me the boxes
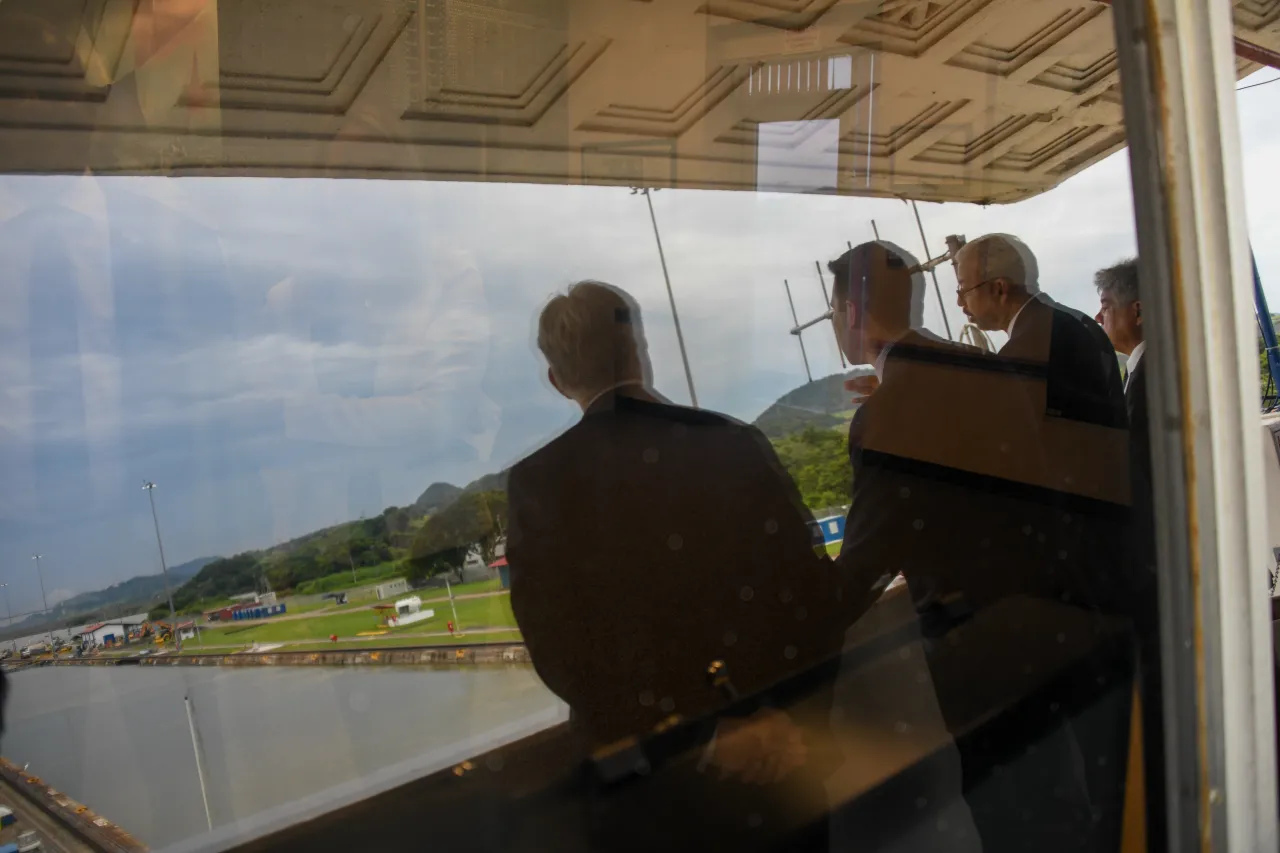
[185,591,517,647]
[278,630,526,653]
[293,560,407,595]
[416,578,502,602]
[825,540,842,556]
[281,599,336,615]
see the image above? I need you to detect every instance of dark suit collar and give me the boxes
[583,384,660,416]
[1005,292,1052,343]
[1124,353,1146,400]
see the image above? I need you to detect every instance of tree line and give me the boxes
[156,490,511,618]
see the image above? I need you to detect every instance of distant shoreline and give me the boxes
[10,641,530,670]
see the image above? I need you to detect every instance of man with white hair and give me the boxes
[826,241,1133,852]
[506,280,847,848]
[955,233,1125,428]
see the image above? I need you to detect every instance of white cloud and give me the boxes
[3,79,1278,589]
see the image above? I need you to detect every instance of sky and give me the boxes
[0,71,1277,616]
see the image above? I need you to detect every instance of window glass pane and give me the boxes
[0,2,1272,851]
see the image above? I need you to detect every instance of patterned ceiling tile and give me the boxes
[406,38,609,125]
[1234,0,1280,32]
[913,113,1039,165]
[1030,48,1116,93]
[0,0,1271,205]
[841,0,997,58]
[695,0,842,31]
[948,5,1103,76]
[717,83,868,146]
[988,122,1101,172]
[839,98,968,156]
[580,64,749,137]
[180,4,411,113]
[0,0,126,102]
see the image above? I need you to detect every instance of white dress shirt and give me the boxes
[1005,292,1046,338]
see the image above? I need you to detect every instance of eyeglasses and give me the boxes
[956,279,997,298]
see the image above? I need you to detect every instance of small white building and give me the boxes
[387,596,434,628]
[375,578,410,600]
[84,622,125,646]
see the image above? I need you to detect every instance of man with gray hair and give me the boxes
[1094,257,1164,851]
[1094,258,1144,396]
[955,233,1125,428]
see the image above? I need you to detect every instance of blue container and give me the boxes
[812,514,845,546]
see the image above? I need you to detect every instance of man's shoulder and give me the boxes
[511,397,762,477]
[882,329,995,381]
[1045,296,1109,345]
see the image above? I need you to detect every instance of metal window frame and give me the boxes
[1111,0,1278,849]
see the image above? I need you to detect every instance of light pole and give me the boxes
[631,187,698,407]
[0,583,14,654]
[30,554,55,649]
[142,481,181,654]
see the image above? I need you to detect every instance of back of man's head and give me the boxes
[957,234,1040,295]
[537,281,649,401]
[828,240,925,333]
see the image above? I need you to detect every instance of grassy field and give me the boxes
[415,578,502,601]
[294,560,407,595]
[184,591,517,647]
[281,599,336,615]
[278,630,525,653]
[825,540,842,556]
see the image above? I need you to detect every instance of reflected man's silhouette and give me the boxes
[1095,258,1166,851]
[956,233,1127,429]
[826,241,1129,853]
[506,281,846,848]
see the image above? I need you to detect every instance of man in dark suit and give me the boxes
[828,240,1111,628]
[506,281,847,849]
[955,233,1127,430]
[1094,258,1149,549]
[826,241,1131,852]
[1095,257,1166,850]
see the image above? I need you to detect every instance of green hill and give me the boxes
[752,369,870,438]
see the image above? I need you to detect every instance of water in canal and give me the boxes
[3,665,564,851]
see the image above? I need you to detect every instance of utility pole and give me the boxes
[782,280,813,383]
[184,695,214,830]
[0,583,14,654]
[814,260,847,368]
[632,187,698,407]
[31,554,54,649]
[142,481,181,654]
[445,577,461,636]
[911,200,954,341]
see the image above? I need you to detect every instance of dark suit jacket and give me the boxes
[1002,294,1127,430]
[1124,351,1168,850]
[834,330,1133,851]
[834,329,1120,635]
[507,390,846,749]
[1125,355,1153,565]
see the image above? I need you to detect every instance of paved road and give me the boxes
[0,776,94,853]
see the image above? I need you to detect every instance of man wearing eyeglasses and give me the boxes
[826,240,1130,852]
[954,233,1126,429]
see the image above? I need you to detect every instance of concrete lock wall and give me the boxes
[29,643,531,669]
